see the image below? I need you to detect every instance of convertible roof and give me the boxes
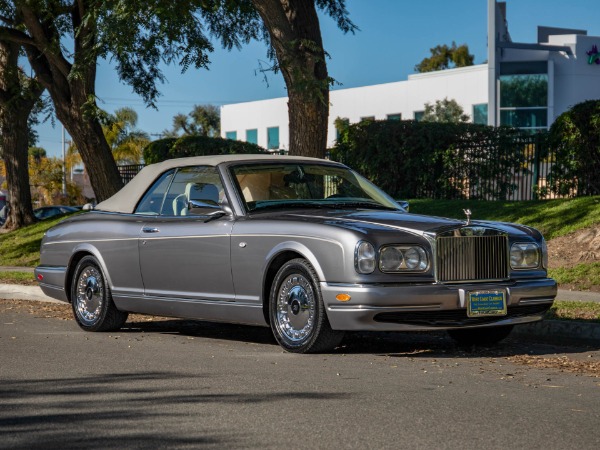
[95,154,329,214]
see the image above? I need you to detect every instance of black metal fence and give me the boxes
[118,164,145,185]
[117,137,567,201]
[429,133,564,201]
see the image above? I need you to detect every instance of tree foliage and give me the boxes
[421,98,470,123]
[163,104,220,138]
[0,1,226,201]
[547,100,600,196]
[27,153,83,207]
[415,42,474,73]
[103,108,150,164]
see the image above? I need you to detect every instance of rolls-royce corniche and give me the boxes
[35,155,557,353]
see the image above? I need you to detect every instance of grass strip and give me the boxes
[548,262,600,290]
[0,271,36,285]
[546,300,600,323]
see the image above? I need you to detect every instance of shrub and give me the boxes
[548,100,600,196]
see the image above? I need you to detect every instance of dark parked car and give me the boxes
[34,205,79,220]
[35,155,556,353]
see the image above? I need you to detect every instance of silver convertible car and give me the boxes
[36,155,557,353]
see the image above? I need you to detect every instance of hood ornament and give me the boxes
[463,209,472,225]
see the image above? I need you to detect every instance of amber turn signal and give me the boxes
[335,293,351,302]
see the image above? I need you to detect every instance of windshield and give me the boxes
[230,162,402,213]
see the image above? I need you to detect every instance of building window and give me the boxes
[246,129,258,145]
[386,114,401,121]
[267,127,279,149]
[225,131,237,140]
[360,116,375,122]
[499,73,548,131]
[414,111,424,122]
[472,104,488,125]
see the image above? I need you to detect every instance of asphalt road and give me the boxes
[1,304,600,449]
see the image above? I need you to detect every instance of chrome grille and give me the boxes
[436,235,508,282]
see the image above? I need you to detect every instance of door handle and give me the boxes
[142,227,160,233]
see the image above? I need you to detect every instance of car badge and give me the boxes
[463,209,472,226]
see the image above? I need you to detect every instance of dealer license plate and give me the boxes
[467,290,507,317]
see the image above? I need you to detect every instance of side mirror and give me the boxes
[187,200,232,222]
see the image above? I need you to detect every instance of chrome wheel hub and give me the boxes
[75,267,103,325]
[276,275,315,342]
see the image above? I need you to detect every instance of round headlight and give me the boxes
[355,241,376,274]
[380,246,403,272]
[404,247,428,270]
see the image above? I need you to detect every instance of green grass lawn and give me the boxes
[409,196,600,239]
[0,213,79,267]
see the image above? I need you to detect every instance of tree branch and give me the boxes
[19,5,73,79]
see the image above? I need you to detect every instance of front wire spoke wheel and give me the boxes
[276,274,316,343]
[269,258,344,353]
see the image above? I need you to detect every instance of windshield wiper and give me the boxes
[325,201,398,211]
[250,201,327,212]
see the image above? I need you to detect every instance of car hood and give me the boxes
[253,209,536,238]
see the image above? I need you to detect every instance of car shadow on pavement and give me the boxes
[121,318,599,358]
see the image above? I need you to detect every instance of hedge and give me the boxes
[143,135,267,164]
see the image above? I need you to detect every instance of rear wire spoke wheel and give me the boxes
[270,258,344,353]
[71,256,128,332]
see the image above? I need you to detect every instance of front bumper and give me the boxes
[321,278,557,331]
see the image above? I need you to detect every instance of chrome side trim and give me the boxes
[328,304,443,312]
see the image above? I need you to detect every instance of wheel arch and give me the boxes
[261,242,326,325]
[65,244,113,303]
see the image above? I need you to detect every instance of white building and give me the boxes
[221,0,600,150]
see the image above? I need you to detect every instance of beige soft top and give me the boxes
[95,154,328,213]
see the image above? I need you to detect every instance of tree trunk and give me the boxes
[50,88,124,202]
[0,40,38,230]
[251,0,329,158]
[16,2,123,202]
[1,113,36,229]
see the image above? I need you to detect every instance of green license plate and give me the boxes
[467,290,507,317]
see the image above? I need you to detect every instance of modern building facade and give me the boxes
[220,0,600,150]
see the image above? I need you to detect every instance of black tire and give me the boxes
[447,325,514,347]
[269,258,344,353]
[71,256,128,332]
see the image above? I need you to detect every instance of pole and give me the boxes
[62,126,67,197]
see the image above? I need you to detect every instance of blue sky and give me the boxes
[38,0,598,157]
